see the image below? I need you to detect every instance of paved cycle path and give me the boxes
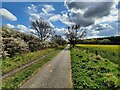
[20,45,72,88]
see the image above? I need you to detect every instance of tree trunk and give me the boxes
[72,44,75,47]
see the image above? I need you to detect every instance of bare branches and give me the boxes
[65,24,86,47]
[31,18,52,42]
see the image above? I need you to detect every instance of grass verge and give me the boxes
[70,47,120,89]
[76,44,119,64]
[2,49,55,75]
[2,49,62,89]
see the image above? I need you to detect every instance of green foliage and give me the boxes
[76,44,119,64]
[2,26,43,57]
[99,39,111,44]
[51,35,67,45]
[2,50,61,89]
[3,38,29,56]
[2,49,54,75]
[1,26,65,57]
[77,36,120,44]
[71,48,120,89]
[89,39,97,44]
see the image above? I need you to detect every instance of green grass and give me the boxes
[70,47,120,89]
[76,44,119,64]
[2,49,55,75]
[2,49,61,89]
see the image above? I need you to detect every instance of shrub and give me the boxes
[1,26,44,56]
[3,38,29,57]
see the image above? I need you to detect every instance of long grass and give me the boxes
[2,49,55,75]
[70,47,120,89]
[2,49,61,89]
[76,44,119,64]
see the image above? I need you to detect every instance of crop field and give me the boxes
[76,44,119,64]
[70,44,120,89]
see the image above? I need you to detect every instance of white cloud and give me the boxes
[42,5,55,14]
[48,13,75,26]
[68,8,86,15]
[54,28,66,36]
[64,1,118,28]
[118,9,120,20]
[92,24,113,31]
[16,24,28,33]
[55,28,65,32]
[28,4,54,22]
[27,4,56,33]
[39,12,54,19]
[31,13,40,19]
[0,8,17,21]
[6,24,15,29]
[17,25,27,30]
[60,13,75,26]
[29,28,36,33]
[84,1,118,38]
[46,20,54,28]
[95,15,118,24]
[28,4,37,14]
[95,3,118,24]
[49,14,61,21]
[29,13,41,21]
[27,4,40,21]
[92,30,100,36]
[16,24,38,34]
[5,23,36,35]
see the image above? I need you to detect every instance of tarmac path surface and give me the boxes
[20,45,72,88]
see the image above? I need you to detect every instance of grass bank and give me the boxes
[76,44,119,64]
[2,45,67,89]
[70,46,120,89]
[2,49,61,89]
[2,49,55,75]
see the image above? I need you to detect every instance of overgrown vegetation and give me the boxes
[2,26,44,57]
[1,26,66,57]
[70,46,120,89]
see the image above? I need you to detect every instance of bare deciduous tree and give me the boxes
[65,24,86,47]
[31,18,52,42]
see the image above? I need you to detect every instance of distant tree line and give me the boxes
[51,35,66,46]
[77,36,120,45]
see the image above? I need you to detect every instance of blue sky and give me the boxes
[1,1,120,39]
[2,2,66,27]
